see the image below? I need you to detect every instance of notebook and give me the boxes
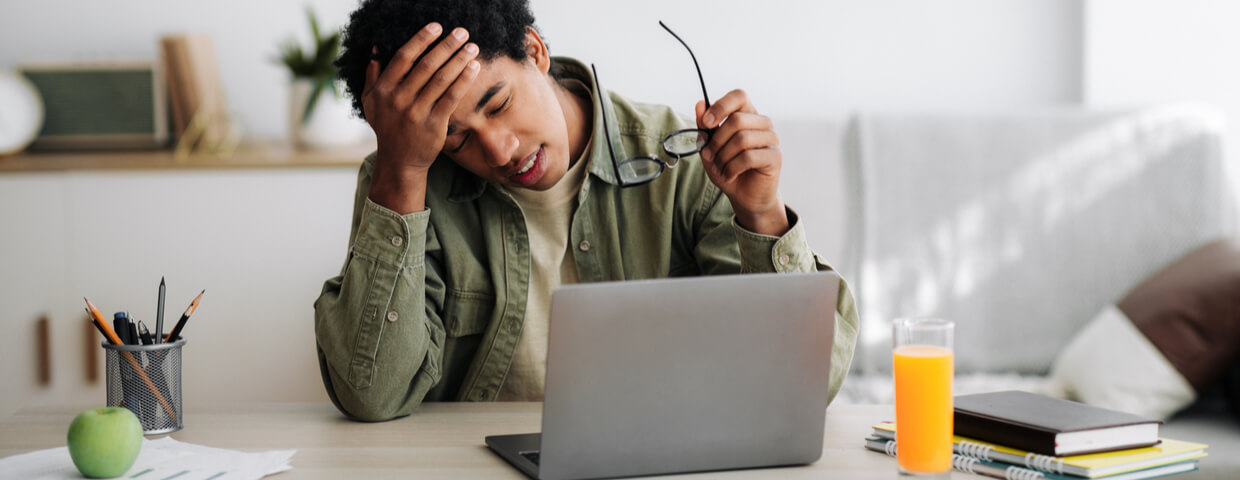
[870,422,1207,478]
[863,436,1199,480]
[485,272,840,480]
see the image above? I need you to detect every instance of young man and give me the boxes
[315,0,858,422]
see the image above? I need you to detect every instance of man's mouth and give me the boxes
[515,151,537,175]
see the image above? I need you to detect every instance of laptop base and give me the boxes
[486,432,542,479]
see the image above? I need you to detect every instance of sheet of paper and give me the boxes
[0,437,295,480]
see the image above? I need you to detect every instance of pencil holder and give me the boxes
[103,339,186,435]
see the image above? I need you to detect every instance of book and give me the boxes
[864,437,1199,480]
[955,390,1161,456]
[871,423,1208,478]
[158,33,229,146]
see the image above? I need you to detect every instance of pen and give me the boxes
[156,277,166,344]
[113,312,132,345]
[164,289,203,343]
[84,297,178,422]
[138,320,154,346]
[126,314,139,347]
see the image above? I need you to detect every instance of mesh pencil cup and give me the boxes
[102,339,186,435]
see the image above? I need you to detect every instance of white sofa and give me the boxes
[793,105,1239,478]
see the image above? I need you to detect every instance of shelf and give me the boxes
[0,141,374,173]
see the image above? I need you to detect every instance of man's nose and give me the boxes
[478,129,518,167]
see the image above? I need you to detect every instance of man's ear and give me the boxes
[524,26,551,74]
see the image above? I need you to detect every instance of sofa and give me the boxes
[792,105,1240,478]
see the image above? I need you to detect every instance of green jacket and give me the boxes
[314,57,859,422]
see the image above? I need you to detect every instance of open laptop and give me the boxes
[486,271,839,480]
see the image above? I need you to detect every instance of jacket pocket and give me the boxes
[443,290,495,337]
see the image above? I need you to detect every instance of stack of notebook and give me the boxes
[864,391,1209,479]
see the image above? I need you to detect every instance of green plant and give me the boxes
[275,7,341,124]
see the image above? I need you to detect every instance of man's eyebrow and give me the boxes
[475,82,506,113]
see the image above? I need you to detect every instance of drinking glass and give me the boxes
[892,318,954,478]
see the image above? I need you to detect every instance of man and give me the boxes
[315,0,858,422]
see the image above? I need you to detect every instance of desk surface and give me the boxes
[0,402,979,479]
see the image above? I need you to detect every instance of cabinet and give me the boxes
[0,145,368,417]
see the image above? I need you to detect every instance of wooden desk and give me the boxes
[0,402,977,479]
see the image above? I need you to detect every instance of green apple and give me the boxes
[66,407,143,478]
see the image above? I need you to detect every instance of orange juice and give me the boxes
[893,345,954,474]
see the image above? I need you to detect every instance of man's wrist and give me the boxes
[369,165,430,215]
[733,201,790,237]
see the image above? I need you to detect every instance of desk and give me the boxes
[0,402,978,479]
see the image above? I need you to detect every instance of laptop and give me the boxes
[486,271,840,480]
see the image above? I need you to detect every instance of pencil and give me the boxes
[86,307,114,345]
[84,297,178,422]
[164,289,203,343]
[156,277,166,344]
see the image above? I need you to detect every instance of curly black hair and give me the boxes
[335,0,538,120]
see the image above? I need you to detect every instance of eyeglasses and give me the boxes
[592,21,712,188]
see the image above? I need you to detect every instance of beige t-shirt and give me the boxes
[496,140,592,401]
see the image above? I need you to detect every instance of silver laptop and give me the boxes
[486,271,839,480]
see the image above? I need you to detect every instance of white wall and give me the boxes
[1085,0,1240,188]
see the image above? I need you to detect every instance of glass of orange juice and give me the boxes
[893,318,954,478]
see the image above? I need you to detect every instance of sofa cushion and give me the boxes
[1119,239,1240,391]
[1048,305,1194,419]
[1049,239,1240,419]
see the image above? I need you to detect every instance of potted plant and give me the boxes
[275,7,367,149]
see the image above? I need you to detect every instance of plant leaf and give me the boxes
[302,78,325,124]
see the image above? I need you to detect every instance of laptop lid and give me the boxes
[535,271,839,480]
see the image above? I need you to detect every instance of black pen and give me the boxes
[165,289,204,343]
[113,312,133,345]
[138,320,154,346]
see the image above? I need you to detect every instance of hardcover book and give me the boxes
[954,391,1161,456]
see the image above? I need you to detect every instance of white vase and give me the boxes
[288,78,369,149]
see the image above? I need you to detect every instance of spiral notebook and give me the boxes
[871,422,1207,478]
[863,437,1198,480]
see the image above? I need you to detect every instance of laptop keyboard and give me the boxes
[520,451,541,465]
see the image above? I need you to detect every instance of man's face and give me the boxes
[441,55,573,191]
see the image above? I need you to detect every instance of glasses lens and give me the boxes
[618,157,664,185]
[663,129,709,156]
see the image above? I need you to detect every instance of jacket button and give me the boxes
[777,254,790,266]
[386,311,399,322]
[578,240,591,252]
[391,236,403,247]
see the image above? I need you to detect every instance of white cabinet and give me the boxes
[0,158,361,417]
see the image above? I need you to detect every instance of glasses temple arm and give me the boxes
[659,20,710,110]
[591,64,626,184]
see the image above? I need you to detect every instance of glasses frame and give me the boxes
[592,21,713,188]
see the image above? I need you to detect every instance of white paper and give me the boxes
[0,437,295,480]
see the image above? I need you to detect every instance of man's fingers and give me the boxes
[703,112,774,157]
[377,23,443,93]
[415,42,479,113]
[429,60,481,124]
[695,100,708,130]
[701,89,756,128]
[403,27,471,93]
[718,148,780,183]
[706,129,779,173]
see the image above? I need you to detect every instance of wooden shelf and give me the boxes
[0,141,373,172]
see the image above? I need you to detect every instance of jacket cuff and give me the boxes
[351,198,430,268]
[733,207,816,273]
